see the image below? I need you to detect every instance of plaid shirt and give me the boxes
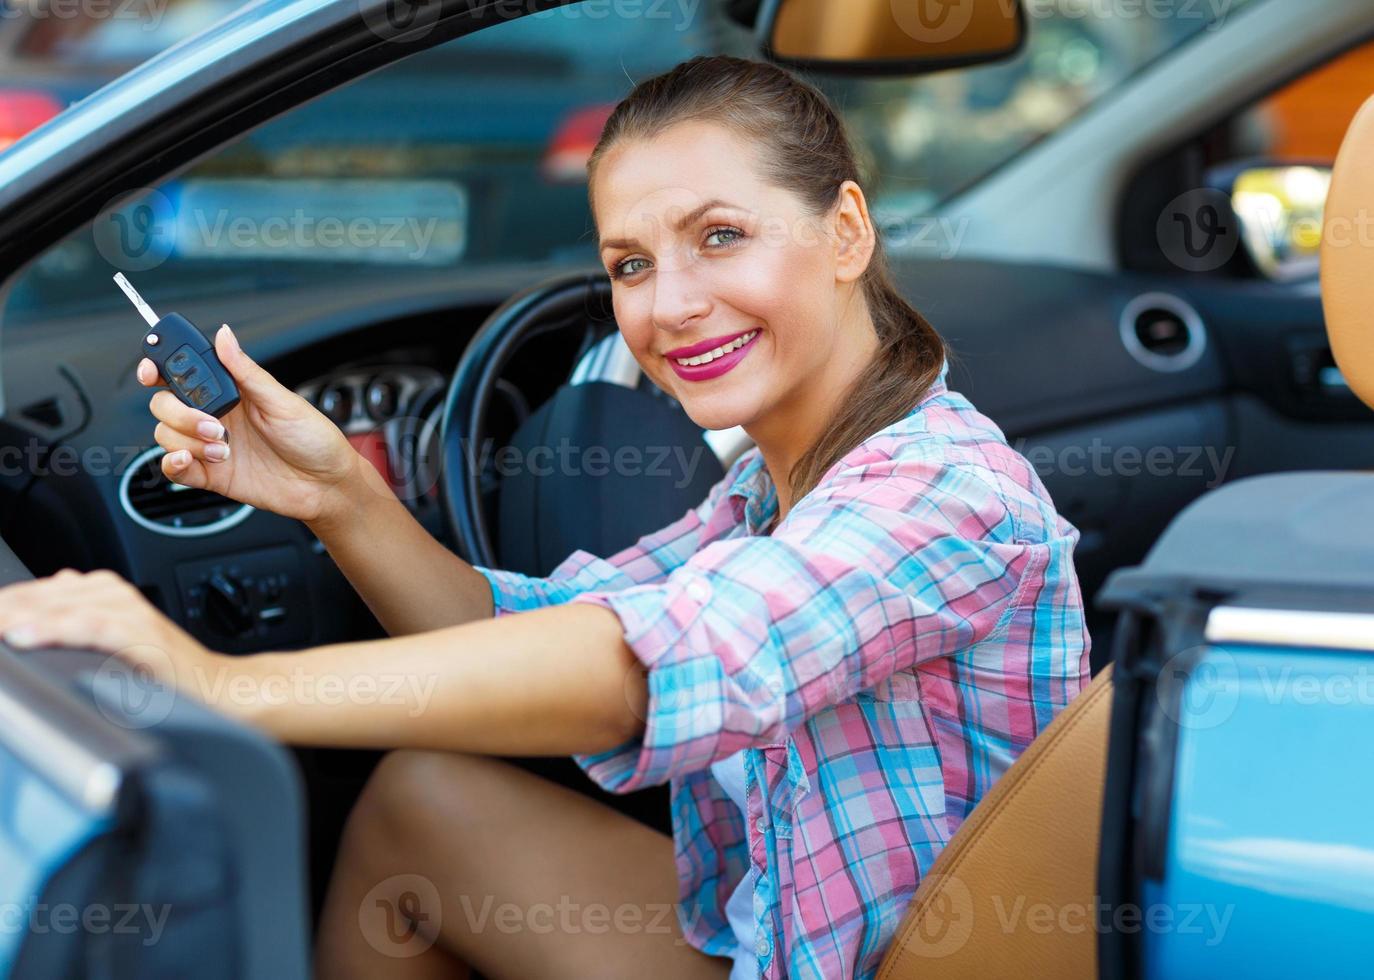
[475,362,1090,978]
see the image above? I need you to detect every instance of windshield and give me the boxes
[3,0,1254,325]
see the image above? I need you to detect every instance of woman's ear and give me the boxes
[832,180,877,284]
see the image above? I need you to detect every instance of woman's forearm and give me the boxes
[306,464,496,635]
[216,601,646,754]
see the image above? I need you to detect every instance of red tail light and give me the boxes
[0,90,64,152]
[542,103,616,183]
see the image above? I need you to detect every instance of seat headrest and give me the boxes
[1321,94,1374,411]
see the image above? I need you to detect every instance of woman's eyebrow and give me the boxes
[599,198,740,254]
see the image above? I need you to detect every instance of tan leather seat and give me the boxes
[875,85,1374,980]
[876,666,1112,979]
[1322,93,1374,412]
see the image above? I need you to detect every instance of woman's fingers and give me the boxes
[160,446,212,488]
[153,423,231,464]
[149,389,227,443]
[136,358,168,388]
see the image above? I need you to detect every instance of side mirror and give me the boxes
[758,0,1026,76]
[1209,162,1332,282]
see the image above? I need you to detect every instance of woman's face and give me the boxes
[591,120,872,435]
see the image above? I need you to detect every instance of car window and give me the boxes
[4,0,1257,326]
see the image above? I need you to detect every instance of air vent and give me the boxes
[1120,293,1206,373]
[119,447,253,537]
[19,397,64,428]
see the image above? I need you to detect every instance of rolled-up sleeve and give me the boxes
[568,455,1041,793]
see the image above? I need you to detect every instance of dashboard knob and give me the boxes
[204,571,254,637]
[318,383,353,427]
[365,377,399,422]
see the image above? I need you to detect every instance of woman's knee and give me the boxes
[343,749,514,857]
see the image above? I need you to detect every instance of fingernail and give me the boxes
[205,443,230,462]
[218,324,240,354]
[197,419,225,440]
[5,627,36,648]
[168,450,190,468]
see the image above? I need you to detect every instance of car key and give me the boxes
[115,272,241,419]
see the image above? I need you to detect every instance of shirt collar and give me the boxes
[725,360,950,525]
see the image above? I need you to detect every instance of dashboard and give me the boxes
[293,364,448,516]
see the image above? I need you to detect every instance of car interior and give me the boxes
[0,0,1372,976]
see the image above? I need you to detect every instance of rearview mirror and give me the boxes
[1210,162,1332,282]
[758,0,1026,75]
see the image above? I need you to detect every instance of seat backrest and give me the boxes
[1321,92,1374,411]
[877,665,1112,979]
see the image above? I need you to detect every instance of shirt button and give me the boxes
[755,818,767,835]
[756,932,771,958]
[684,578,711,603]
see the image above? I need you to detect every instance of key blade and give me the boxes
[112,272,160,328]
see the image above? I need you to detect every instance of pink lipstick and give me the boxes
[665,329,760,382]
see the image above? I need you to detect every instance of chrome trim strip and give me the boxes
[118,446,255,538]
[1119,292,1207,374]
[0,651,154,815]
[570,333,642,389]
[1206,605,1374,653]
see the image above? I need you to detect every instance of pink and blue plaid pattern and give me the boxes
[476,363,1090,978]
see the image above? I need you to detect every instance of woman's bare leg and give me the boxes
[314,750,733,980]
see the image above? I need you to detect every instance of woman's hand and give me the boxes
[0,568,229,705]
[138,324,381,526]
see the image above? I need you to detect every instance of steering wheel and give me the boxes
[438,272,751,572]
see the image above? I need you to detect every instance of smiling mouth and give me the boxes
[670,330,759,367]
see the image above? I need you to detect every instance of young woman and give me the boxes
[0,56,1089,979]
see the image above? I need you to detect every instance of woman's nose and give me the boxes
[650,265,712,334]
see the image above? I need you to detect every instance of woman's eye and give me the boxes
[705,227,744,248]
[613,257,651,279]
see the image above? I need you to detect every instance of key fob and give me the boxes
[142,314,241,418]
